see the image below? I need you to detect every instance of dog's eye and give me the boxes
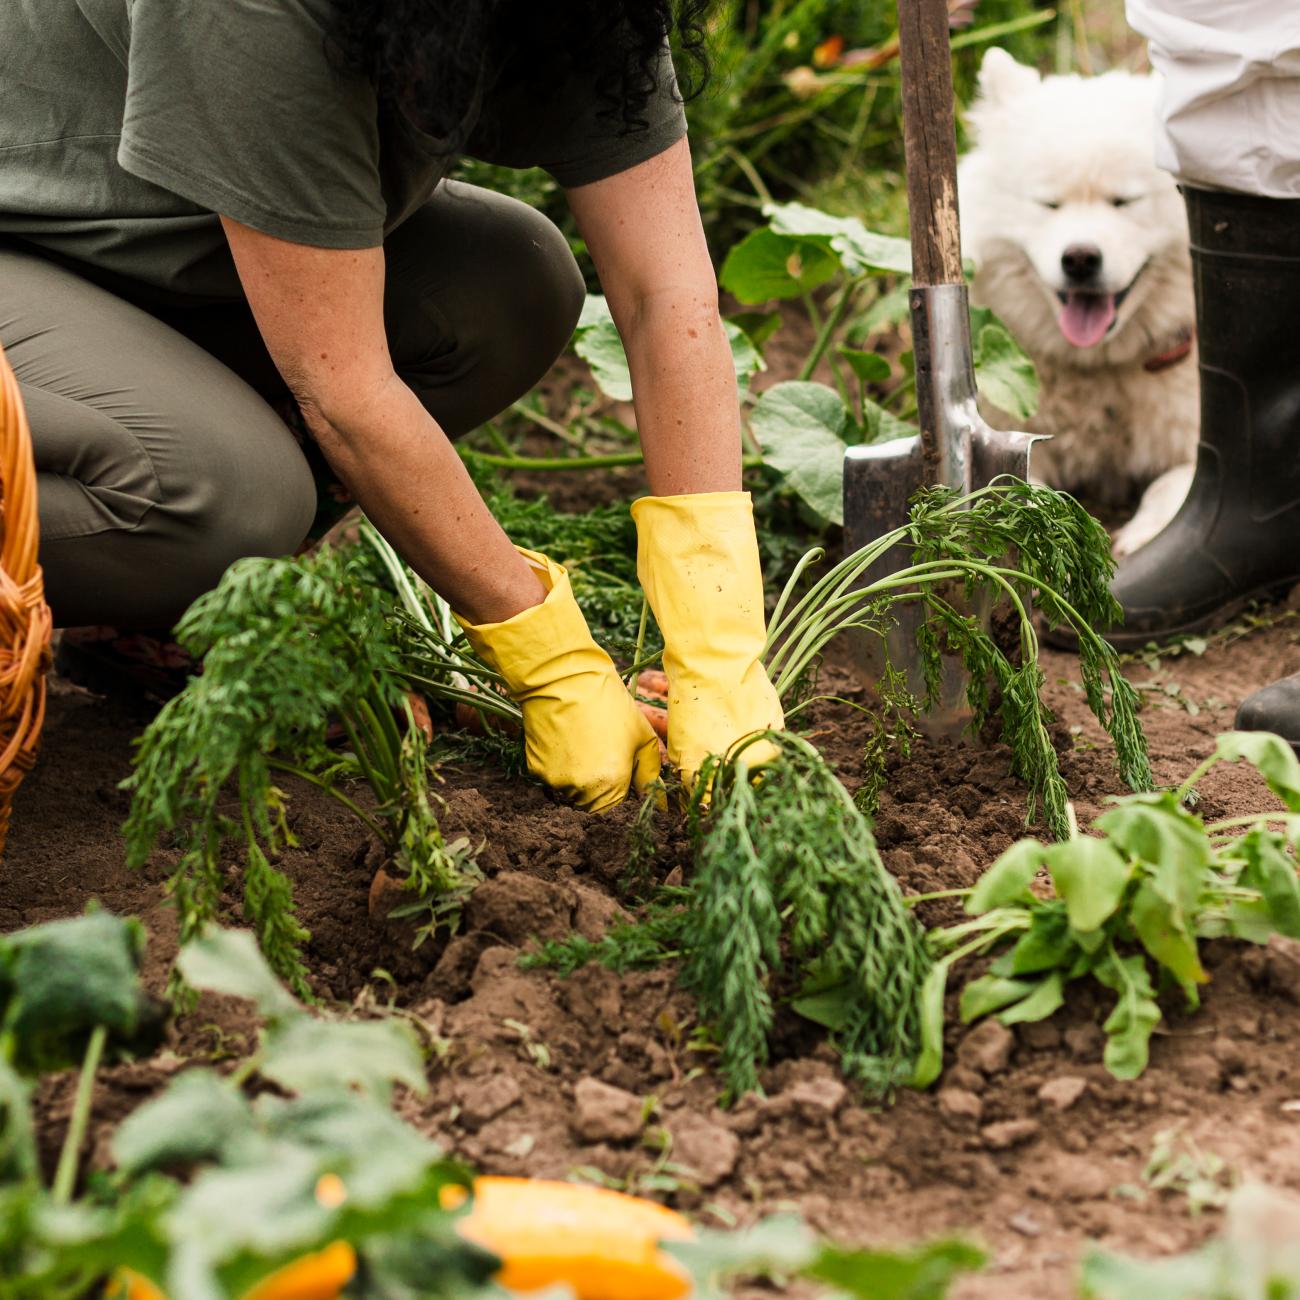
[1110,196,1136,208]
[1038,199,1061,210]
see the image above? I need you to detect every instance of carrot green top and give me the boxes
[0,0,686,301]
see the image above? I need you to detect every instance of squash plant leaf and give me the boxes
[113,1071,253,1176]
[0,911,166,1075]
[575,294,764,400]
[666,1214,819,1300]
[1235,830,1300,939]
[260,1017,427,1103]
[765,201,913,276]
[838,345,892,386]
[970,313,1039,421]
[748,381,852,526]
[719,227,842,302]
[176,927,300,1022]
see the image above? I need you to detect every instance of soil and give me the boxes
[11,586,1300,1300]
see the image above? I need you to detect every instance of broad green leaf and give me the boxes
[667,1215,818,1299]
[573,317,634,401]
[719,227,841,302]
[807,1238,987,1299]
[958,975,1036,1023]
[0,911,164,1074]
[1215,731,1300,812]
[113,1071,254,1174]
[909,961,951,1088]
[0,1058,36,1185]
[766,202,913,276]
[998,970,1066,1025]
[727,309,783,351]
[966,839,1044,914]
[838,346,892,385]
[861,398,920,447]
[1094,950,1161,1080]
[1235,830,1300,939]
[749,381,851,526]
[176,928,300,1021]
[851,282,913,339]
[260,1016,427,1100]
[1003,904,1074,975]
[1096,800,1212,878]
[1045,838,1132,934]
[574,297,764,401]
[1129,881,1206,994]
[973,322,1039,421]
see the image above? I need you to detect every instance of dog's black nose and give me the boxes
[1061,244,1103,282]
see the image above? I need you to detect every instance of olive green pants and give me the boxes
[0,182,584,628]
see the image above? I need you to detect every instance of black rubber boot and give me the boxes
[1237,673,1300,749]
[1103,186,1300,650]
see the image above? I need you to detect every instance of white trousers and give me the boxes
[1127,1,1300,197]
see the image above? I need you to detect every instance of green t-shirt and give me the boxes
[0,0,686,301]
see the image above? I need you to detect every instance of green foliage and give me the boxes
[0,911,165,1075]
[724,205,1039,527]
[122,545,479,997]
[530,733,932,1100]
[0,921,494,1300]
[574,293,766,403]
[924,733,1300,1084]
[765,481,1151,840]
[1081,1182,1300,1300]
[667,1212,985,1300]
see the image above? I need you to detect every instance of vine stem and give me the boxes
[52,1025,107,1205]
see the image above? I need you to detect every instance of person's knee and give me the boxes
[393,191,586,432]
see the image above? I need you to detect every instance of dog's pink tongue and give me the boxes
[1059,292,1116,347]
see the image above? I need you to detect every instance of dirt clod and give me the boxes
[1037,1076,1088,1112]
[783,1076,848,1122]
[958,1020,1016,1075]
[982,1119,1042,1151]
[456,1073,522,1129]
[572,1076,644,1143]
[938,1087,985,1123]
[670,1112,740,1188]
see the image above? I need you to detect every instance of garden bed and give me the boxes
[10,597,1300,1299]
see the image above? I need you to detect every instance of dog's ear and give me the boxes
[976,48,1041,106]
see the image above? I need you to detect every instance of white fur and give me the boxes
[958,50,1198,548]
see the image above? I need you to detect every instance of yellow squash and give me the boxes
[112,1241,356,1300]
[455,1176,695,1300]
[111,1177,692,1300]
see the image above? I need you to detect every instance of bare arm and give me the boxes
[565,137,742,496]
[218,220,545,624]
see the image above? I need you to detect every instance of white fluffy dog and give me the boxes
[958,49,1197,556]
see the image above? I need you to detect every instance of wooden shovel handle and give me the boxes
[897,0,964,287]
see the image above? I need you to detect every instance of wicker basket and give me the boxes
[0,343,52,855]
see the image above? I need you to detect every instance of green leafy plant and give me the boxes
[1081,1182,1300,1300]
[668,1212,985,1300]
[920,732,1300,1085]
[529,731,932,1100]
[763,479,1150,838]
[122,544,479,997]
[720,203,1039,527]
[0,920,496,1300]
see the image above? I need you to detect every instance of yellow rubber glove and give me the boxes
[630,491,784,789]
[456,549,660,813]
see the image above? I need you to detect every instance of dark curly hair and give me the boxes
[328,1,716,148]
